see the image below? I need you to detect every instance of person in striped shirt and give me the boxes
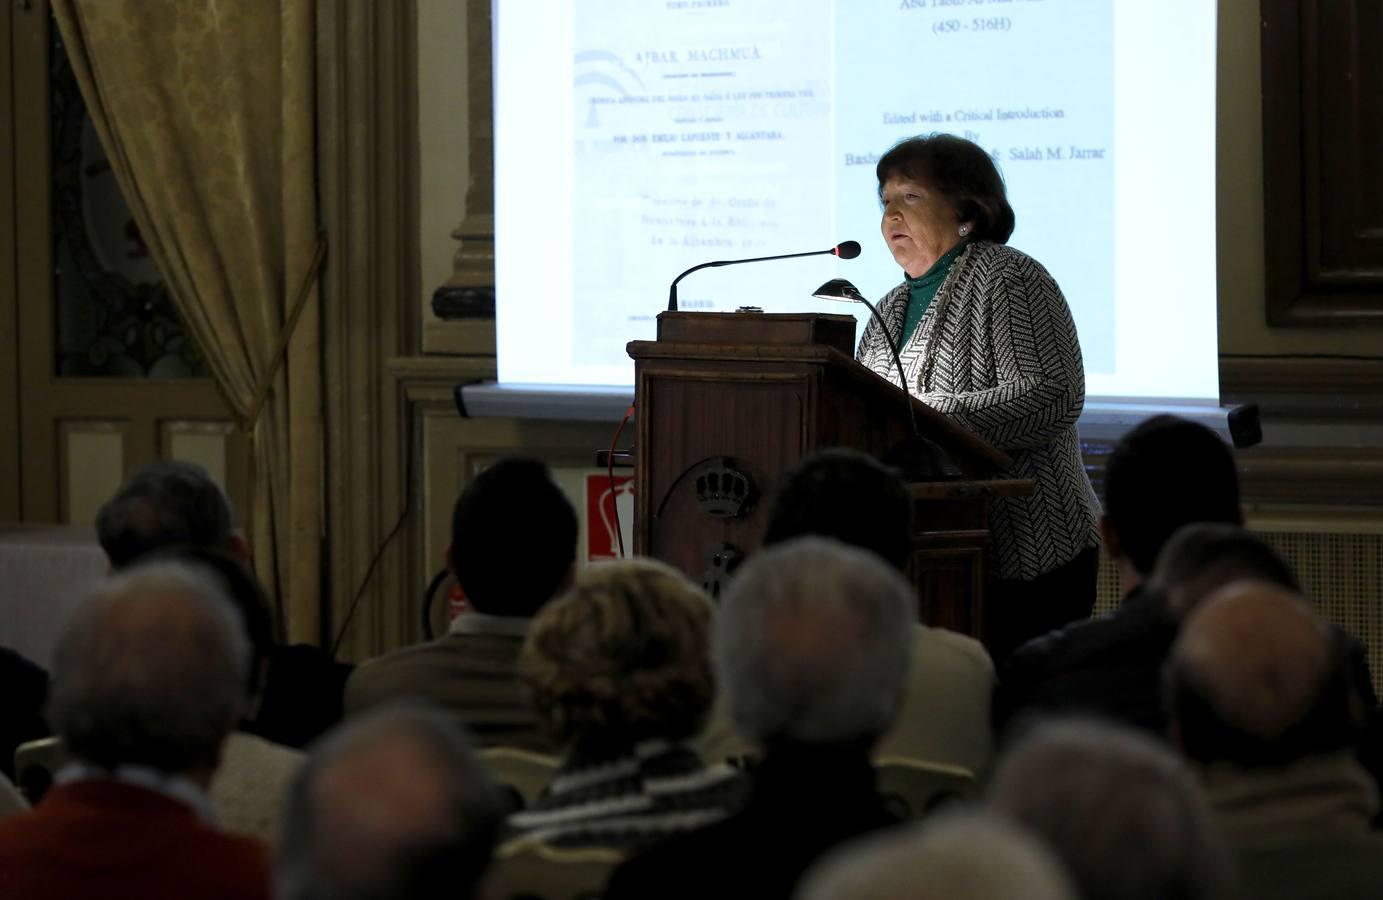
[507,559,743,849]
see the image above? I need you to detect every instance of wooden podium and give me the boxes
[627,311,1029,639]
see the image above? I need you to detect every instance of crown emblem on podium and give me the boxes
[691,458,756,518]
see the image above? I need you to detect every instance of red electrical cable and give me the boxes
[607,403,636,558]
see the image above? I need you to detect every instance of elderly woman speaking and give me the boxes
[857,133,1101,660]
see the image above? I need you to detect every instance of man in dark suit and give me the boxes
[344,457,578,752]
[0,560,271,900]
[605,537,914,900]
[993,416,1242,739]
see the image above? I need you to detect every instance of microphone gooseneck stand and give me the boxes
[668,241,862,312]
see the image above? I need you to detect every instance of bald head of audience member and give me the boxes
[989,719,1231,900]
[96,460,250,569]
[277,707,503,900]
[799,812,1076,900]
[1167,581,1360,769]
[1148,523,1299,620]
[761,448,912,573]
[716,537,914,751]
[47,561,252,785]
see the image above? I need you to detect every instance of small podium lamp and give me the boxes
[813,278,961,481]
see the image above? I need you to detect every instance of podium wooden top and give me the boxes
[654,311,856,354]
[627,312,1013,477]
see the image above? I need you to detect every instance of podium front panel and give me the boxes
[636,365,815,596]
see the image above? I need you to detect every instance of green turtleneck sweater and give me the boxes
[901,240,969,346]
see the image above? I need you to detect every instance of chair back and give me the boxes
[209,732,306,841]
[480,746,560,810]
[487,838,624,900]
[0,770,29,819]
[874,756,974,819]
[14,737,70,805]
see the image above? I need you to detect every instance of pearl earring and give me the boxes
[958,224,970,237]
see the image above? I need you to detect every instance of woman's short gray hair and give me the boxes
[800,811,1076,900]
[989,718,1232,900]
[715,536,914,747]
[48,560,251,773]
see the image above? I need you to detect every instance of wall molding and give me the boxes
[0,0,19,519]
[1221,357,1383,413]
[1080,355,1383,519]
[318,0,420,658]
[423,0,495,355]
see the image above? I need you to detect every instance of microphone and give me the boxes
[668,240,861,312]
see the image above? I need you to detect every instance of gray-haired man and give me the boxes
[607,536,914,900]
[0,561,271,899]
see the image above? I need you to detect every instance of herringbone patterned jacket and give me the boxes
[858,240,1101,581]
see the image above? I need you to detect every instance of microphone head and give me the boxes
[834,240,862,260]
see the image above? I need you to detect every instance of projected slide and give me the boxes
[570,0,833,366]
[494,0,1218,402]
[836,0,1113,371]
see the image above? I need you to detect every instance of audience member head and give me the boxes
[520,559,714,754]
[799,812,1075,900]
[1167,580,1359,769]
[47,561,251,780]
[1148,523,1299,619]
[96,460,248,569]
[762,448,912,573]
[989,719,1231,900]
[1102,416,1241,585]
[143,545,277,707]
[277,706,504,900]
[717,536,914,750]
[449,457,577,618]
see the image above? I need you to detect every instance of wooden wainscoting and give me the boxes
[45,413,248,528]
[1093,523,1383,701]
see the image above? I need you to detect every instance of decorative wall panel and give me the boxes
[1262,0,1383,324]
[60,420,124,525]
[160,419,247,519]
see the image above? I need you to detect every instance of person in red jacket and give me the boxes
[0,560,272,900]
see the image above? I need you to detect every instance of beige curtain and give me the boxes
[52,0,323,644]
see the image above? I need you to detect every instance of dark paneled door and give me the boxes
[1262,0,1383,324]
